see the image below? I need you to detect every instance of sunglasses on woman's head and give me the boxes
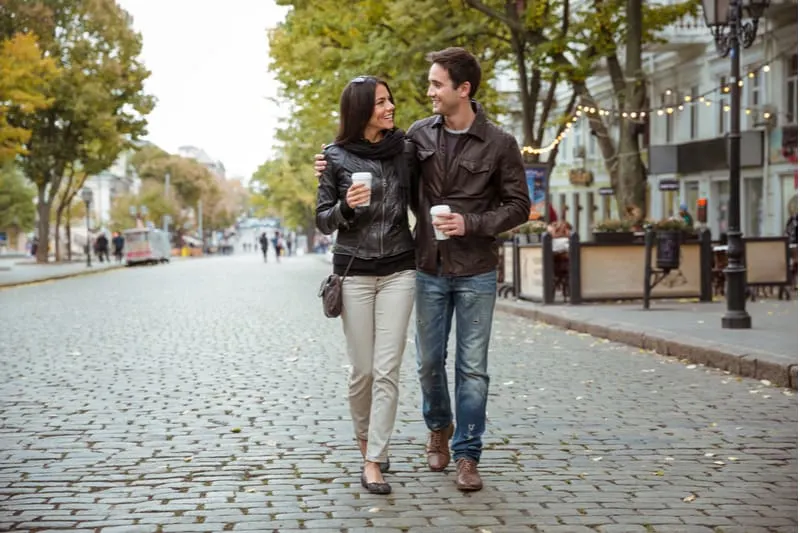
[351,76,375,84]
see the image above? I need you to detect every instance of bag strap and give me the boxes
[341,204,382,279]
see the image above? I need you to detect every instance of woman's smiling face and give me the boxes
[364,83,395,137]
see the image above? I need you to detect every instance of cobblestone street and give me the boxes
[0,254,797,533]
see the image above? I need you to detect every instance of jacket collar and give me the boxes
[432,100,487,142]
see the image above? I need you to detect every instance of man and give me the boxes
[315,48,530,491]
[259,232,269,263]
[112,232,125,263]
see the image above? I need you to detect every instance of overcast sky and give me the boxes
[116,0,289,181]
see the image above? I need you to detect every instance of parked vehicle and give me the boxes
[123,228,171,266]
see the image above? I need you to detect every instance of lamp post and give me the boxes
[701,0,769,329]
[129,205,149,228]
[80,187,93,268]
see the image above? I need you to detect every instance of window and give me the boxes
[718,77,730,135]
[748,66,761,127]
[787,53,798,125]
[661,93,673,143]
[689,86,699,139]
[749,67,761,107]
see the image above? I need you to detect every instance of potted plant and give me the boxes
[514,220,547,244]
[650,218,687,271]
[497,230,514,243]
[592,219,634,243]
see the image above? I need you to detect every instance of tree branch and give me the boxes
[546,90,578,169]
[536,72,560,146]
[605,53,626,110]
[377,23,411,47]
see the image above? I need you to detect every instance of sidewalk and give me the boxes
[496,297,799,389]
[0,257,124,288]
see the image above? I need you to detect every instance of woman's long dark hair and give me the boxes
[335,76,395,145]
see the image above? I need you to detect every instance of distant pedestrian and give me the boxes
[112,232,125,263]
[94,233,110,263]
[679,203,694,227]
[259,232,269,262]
[273,231,283,262]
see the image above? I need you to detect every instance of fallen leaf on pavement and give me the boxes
[183,456,192,462]
[686,364,697,370]
[369,507,381,513]
[713,460,725,465]
[704,452,715,457]
[727,457,739,461]
[504,381,514,386]
[760,379,772,386]
[592,457,603,462]
[231,427,242,433]
[683,493,697,503]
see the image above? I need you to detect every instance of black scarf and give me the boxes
[339,128,410,196]
[339,128,406,160]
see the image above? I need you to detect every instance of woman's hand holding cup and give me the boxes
[346,183,371,208]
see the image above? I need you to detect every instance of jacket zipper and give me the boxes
[380,160,385,256]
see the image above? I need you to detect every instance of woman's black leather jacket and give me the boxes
[316,142,415,259]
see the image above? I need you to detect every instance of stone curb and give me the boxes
[496,300,798,390]
[0,264,125,289]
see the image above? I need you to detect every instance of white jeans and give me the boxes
[341,269,416,462]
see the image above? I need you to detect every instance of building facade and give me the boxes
[495,3,797,240]
[83,149,141,229]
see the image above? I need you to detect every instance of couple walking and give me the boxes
[315,47,530,495]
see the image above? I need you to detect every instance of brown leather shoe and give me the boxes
[426,423,454,471]
[455,458,483,491]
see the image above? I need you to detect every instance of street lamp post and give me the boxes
[80,187,94,268]
[701,0,769,329]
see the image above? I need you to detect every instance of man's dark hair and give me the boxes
[335,76,394,145]
[426,47,481,98]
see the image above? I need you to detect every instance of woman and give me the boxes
[315,76,416,495]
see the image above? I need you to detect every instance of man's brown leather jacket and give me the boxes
[407,101,530,277]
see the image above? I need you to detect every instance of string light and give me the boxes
[520,115,579,155]
[570,54,783,121]
[515,54,785,155]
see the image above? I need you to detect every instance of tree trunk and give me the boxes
[66,214,72,262]
[616,0,647,219]
[35,185,51,264]
[54,205,64,262]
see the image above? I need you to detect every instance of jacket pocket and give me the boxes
[456,159,494,198]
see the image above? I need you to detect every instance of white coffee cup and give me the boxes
[350,172,372,207]
[430,204,451,241]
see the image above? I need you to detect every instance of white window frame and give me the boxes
[787,53,798,125]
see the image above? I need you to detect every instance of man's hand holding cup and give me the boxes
[431,205,466,239]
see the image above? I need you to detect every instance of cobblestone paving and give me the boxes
[0,254,796,533]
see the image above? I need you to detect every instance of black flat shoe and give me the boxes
[379,459,390,473]
[360,468,391,495]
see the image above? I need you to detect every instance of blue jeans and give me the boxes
[415,270,496,463]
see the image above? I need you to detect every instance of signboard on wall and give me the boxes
[524,163,548,220]
[659,179,680,191]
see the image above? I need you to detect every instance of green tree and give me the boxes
[0,0,154,262]
[459,0,697,216]
[262,0,507,235]
[0,163,36,238]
